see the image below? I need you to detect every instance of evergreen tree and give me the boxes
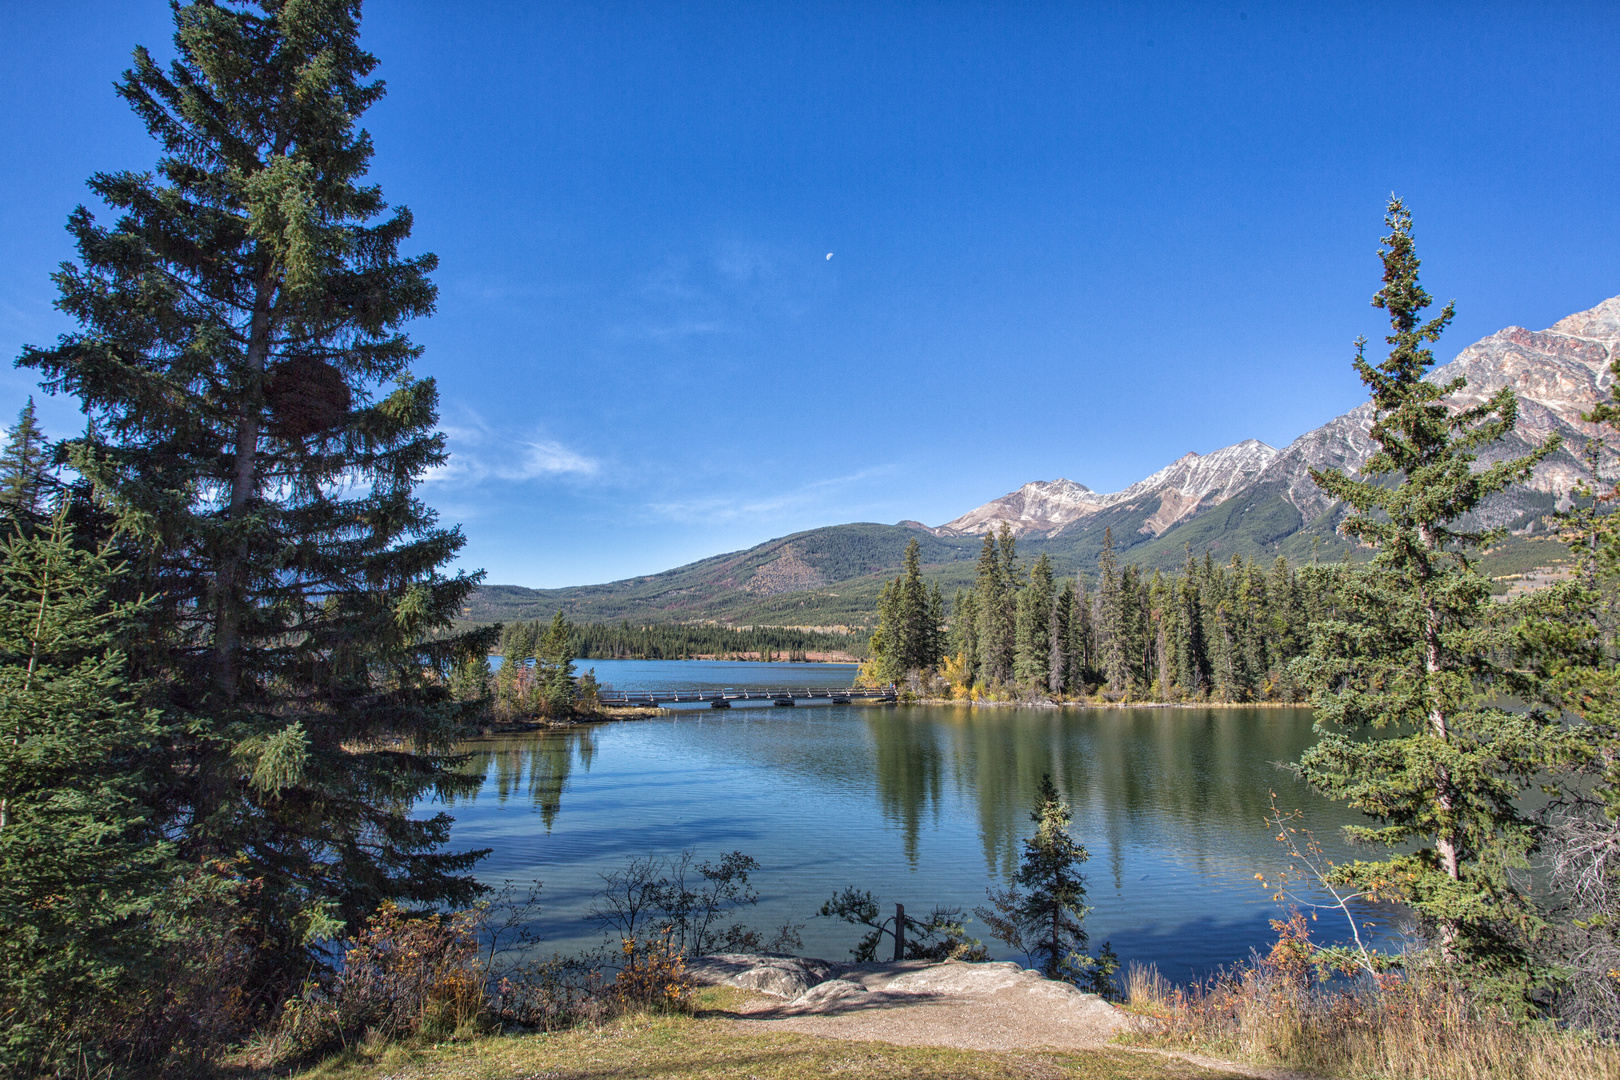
[1175,548,1209,695]
[1118,564,1145,693]
[1015,553,1054,687]
[1266,555,1302,698]
[1097,528,1128,692]
[1148,569,1173,695]
[17,0,493,995]
[537,609,576,716]
[1267,554,1301,661]
[1070,576,1094,690]
[897,538,931,671]
[868,550,946,681]
[950,587,980,684]
[974,775,1116,995]
[926,581,948,671]
[1210,594,1243,701]
[1050,579,1074,695]
[869,578,901,683]
[0,507,173,1074]
[975,528,1017,684]
[1295,198,1558,999]
[1519,438,1620,1026]
[0,399,51,522]
[1235,557,1268,692]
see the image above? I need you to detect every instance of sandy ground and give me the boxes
[686,955,1315,1080]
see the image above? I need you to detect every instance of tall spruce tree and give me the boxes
[869,578,903,683]
[1015,552,1054,687]
[537,609,576,716]
[926,581,947,671]
[1175,548,1209,695]
[1050,579,1074,695]
[1148,569,1173,695]
[1519,431,1620,1026]
[950,587,980,684]
[1295,198,1558,999]
[1097,528,1128,692]
[897,538,931,671]
[18,0,493,989]
[1118,564,1145,693]
[975,528,1017,684]
[1235,558,1268,691]
[1070,576,1094,689]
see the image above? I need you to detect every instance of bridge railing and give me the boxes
[595,684,896,705]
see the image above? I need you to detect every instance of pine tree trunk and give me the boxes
[214,269,274,700]
[1419,523,1462,952]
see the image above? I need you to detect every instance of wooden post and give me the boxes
[893,903,905,961]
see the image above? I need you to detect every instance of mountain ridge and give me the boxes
[468,295,1620,627]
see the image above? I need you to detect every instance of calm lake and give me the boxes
[439,658,1393,982]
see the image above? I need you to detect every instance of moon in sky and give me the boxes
[825,253,833,260]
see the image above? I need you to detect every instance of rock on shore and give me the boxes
[687,953,1129,1052]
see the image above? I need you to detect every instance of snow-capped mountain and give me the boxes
[932,295,1620,540]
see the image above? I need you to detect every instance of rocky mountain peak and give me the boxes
[930,293,1620,542]
[1549,295,1620,342]
[934,440,1280,539]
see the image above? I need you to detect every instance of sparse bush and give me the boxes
[588,849,793,958]
[493,954,612,1031]
[273,902,487,1056]
[610,929,695,1012]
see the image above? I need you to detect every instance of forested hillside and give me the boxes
[469,515,1560,629]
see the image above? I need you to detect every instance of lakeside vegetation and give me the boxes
[2,4,1618,1080]
[539,620,863,663]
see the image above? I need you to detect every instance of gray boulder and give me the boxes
[686,953,840,999]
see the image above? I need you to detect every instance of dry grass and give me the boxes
[273,987,1240,1080]
[1119,961,1620,1080]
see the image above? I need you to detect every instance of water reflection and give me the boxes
[455,708,1344,872]
[867,714,947,866]
[454,727,598,829]
[859,706,1342,882]
[441,702,1384,978]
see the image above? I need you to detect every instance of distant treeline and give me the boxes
[956,525,1332,701]
[497,620,866,662]
[870,525,1333,702]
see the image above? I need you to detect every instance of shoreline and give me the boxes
[473,696,1307,734]
[909,696,1308,710]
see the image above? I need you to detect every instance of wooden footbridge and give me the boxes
[597,685,897,709]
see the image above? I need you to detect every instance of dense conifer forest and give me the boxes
[866,529,1331,702]
[563,622,863,661]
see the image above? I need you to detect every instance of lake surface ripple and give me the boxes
[435,659,1394,982]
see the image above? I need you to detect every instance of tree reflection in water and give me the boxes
[861,706,1343,884]
[433,703,1387,978]
[452,728,598,830]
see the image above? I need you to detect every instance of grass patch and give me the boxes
[1118,962,1620,1080]
[279,988,1239,1080]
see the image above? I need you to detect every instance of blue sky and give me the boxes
[4,2,1619,587]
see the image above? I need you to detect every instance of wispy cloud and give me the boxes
[647,465,899,522]
[425,415,599,487]
[609,238,826,345]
